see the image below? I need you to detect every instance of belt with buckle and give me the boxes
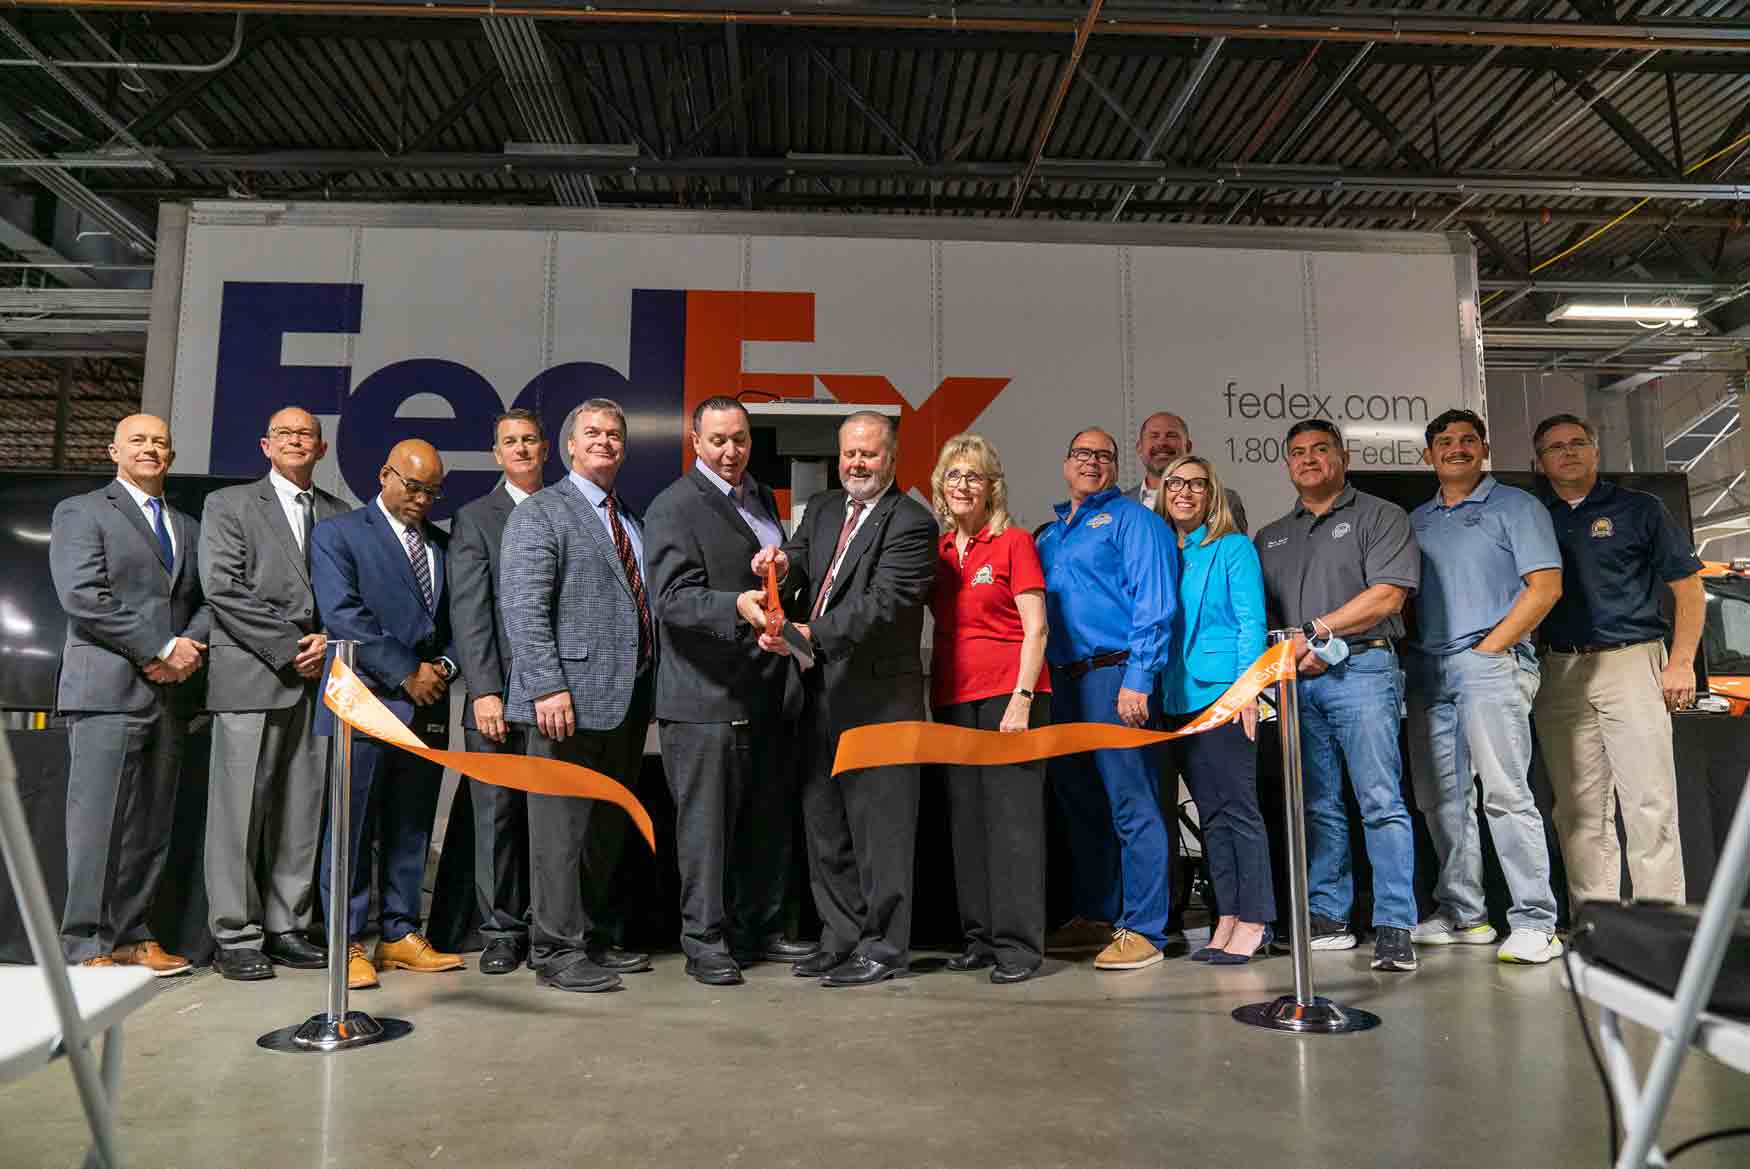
[1058,650,1130,680]
[1545,639,1650,655]
[1348,637,1394,651]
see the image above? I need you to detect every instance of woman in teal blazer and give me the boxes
[1155,455,1276,964]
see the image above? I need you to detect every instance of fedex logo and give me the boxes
[212,282,1009,521]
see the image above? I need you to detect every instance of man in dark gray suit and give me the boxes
[447,408,546,975]
[199,406,348,981]
[50,413,210,975]
[752,410,936,988]
[1128,410,1247,534]
[500,397,654,994]
[646,396,812,987]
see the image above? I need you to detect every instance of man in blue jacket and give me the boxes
[311,438,464,990]
[1037,426,1180,971]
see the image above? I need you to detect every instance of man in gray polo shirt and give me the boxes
[1255,419,1421,972]
[1405,409,1564,966]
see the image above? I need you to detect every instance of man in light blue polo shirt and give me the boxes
[1405,408,1565,965]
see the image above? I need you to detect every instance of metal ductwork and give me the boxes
[480,17,597,208]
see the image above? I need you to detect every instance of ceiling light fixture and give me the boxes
[1547,302,1701,325]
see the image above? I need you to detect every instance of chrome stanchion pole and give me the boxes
[259,640,412,1053]
[1233,630,1380,1034]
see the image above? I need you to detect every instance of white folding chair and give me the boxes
[0,729,155,1169]
[1566,761,1750,1169]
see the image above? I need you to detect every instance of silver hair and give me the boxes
[562,398,629,449]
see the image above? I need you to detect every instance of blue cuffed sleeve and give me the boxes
[1119,504,1179,692]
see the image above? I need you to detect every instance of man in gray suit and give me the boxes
[1129,411,1247,534]
[500,397,654,994]
[198,406,348,981]
[447,408,546,975]
[646,396,811,987]
[50,413,210,975]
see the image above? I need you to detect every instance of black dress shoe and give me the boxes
[945,950,996,972]
[215,948,274,981]
[820,953,902,987]
[588,946,652,974]
[479,936,528,975]
[794,949,850,977]
[536,955,623,993]
[761,937,819,963]
[990,961,1040,985]
[685,953,745,986]
[262,932,327,969]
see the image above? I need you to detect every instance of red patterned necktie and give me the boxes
[603,495,653,664]
[813,498,866,618]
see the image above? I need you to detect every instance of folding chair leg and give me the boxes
[67,1034,121,1169]
[1597,1010,1667,1168]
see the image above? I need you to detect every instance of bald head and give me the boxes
[110,413,174,494]
[261,406,326,487]
[379,439,445,525]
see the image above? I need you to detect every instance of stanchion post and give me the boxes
[1233,630,1381,1035]
[259,640,412,1053]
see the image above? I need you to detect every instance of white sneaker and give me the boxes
[1411,914,1499,946]
[1497,929,1564,965]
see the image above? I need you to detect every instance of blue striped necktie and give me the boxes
[404,525,434,610]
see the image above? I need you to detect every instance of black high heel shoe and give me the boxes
[1206,926,1275,966]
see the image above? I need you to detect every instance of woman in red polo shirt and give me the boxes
[928,433,1052,984]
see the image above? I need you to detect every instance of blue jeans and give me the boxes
[1297,646,1417,931]
[1405,647,1557,932]
[1047,663,1172,946]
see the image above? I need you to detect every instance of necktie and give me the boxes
[404,524,434,611]
[295,491,314,559]
[813,498,866,618]
[146,497,173,570]
[603,495,654,664]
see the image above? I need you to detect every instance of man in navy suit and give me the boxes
[310,438,464,990]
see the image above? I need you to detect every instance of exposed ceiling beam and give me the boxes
[120,14,277,141]
[1552,61,1679,178]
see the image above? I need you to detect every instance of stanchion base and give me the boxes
[256,1012,413,1053]
[1233,995,1381,1034]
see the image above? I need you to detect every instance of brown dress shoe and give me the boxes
[112,941,192,978]
[347,943,379,990]
[376,932,463,974]
[79,955,117,967]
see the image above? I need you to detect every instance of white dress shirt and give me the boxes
[268,469,315,553]
[818,482,889,611]
[504,479,532,506]
[114,476,179,660]
[375,495,437,591]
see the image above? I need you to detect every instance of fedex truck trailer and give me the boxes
[145,202,1483,526]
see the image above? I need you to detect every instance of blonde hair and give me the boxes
[930,433,1012,536]
[1153,454,1238,545]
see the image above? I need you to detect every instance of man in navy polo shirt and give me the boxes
[1037,425,1180,972]
[1404,409,1564,965]
[1532,413,1703,910]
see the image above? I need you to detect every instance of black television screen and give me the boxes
[1349,469,1707,693]
[0,471,252,712]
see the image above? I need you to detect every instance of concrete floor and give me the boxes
[7,940,1750,1169]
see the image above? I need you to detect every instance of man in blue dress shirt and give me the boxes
[1404,409,1565,965]
[1036,426,1180,971]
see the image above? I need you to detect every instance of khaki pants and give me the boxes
[1534,640,1685,908]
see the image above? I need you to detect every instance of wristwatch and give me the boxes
[1301,621,1319,641]
[436,656,458,681]
[1014,687,1035,700]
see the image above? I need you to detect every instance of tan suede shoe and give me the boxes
[112,940,191,978]
[1094,929,1164,971]
[375,932,463,974]
[347,942,379,990]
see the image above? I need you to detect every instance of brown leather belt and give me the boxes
[1057,650,1130,680]
[1546,639,1652,655]
[1349,638,1394,651]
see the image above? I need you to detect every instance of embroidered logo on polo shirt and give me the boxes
[1088,513,1113,529]
[1266,537,1289,549]
[1591,517,1615,539]
[1332,522,1353,540]
[971,565,995,586]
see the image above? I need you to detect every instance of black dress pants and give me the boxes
[519,673,650,968]
[936,693,1050,968]
[1168,719,1276,925]
[462,726,531,944]
[660,715,794,958]
[799,688,920,967]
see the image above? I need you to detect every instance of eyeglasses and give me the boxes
[943,470,987,488]
[1537,438,1594,456]
[268,427,320,443]
[385,465,445,500]
[1066,447,1116,466]
[1164,476,1211,495]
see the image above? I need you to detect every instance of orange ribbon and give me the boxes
[322,658,656,851]
[831,640,1296,775]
